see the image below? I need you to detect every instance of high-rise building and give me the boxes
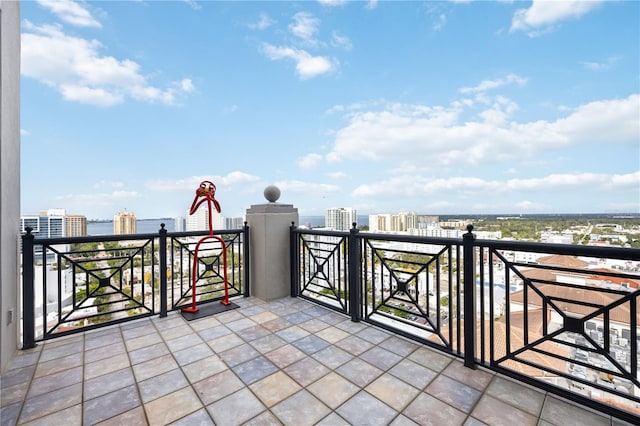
[326,207,357,231]
[65,214,87,237]
[185,204,223,232]
[20,209,67,262]
[174,216,186,232]
[114,210,137,235]
[20,209,66,239]
[225,217,244,230]
[369,212,435,232]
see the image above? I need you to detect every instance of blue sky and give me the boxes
[20,0,639,220]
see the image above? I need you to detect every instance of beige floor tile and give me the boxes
[181,354,227,382]
[315,326,351,344]
[193,369,245,405]
[19,403,82,426]
[207,388,266,426]
[95,406,148,426]
[144,386,203,425]
[471,394,538,426]
[264,344,306,368]
[84,353,130,380]
[307,372,359,409]
[403,392,467,426]
[132,353,178,382]
[249,371,301,407]
[540,395,610,426]
[365,373,420,411]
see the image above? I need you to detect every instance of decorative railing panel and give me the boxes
[360,234,463,353]
[475,241,640,418]
[168,230,246,310]
[23,233,158,341]
[21,224,248,345]
[293,229,350,314]
[291,225,640,423]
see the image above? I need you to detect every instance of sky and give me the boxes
[20,0,640,220]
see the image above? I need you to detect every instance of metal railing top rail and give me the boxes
[23,226,248,247]
[292,224,640,261]
[478,238,640,261]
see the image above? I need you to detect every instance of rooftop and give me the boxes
[1,296,630,426]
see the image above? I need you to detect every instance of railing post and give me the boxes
[22,227,36,349]
[159,224,168,317]
[348,223,361,322]
[463,224,477,369]
[243,222,250,297]
[290,222,298,297]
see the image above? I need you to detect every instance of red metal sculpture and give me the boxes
[182,180,231,313]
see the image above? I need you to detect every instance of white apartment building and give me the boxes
[326,207,356,231]
[186,204,223,232]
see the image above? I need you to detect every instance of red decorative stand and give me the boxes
[182,180,231,314]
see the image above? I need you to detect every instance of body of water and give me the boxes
[87,219,174,236]
[87,215,369,236]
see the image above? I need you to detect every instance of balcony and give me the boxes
[3,221,640,425]
[1,296,630,425]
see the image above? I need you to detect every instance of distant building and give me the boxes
[186,204,223,232]
[21,209,66,239]
[174,216,186,232]
[225,217,244,230]
[369,212,418,232]
[114,210,136,235]
[65,214,87,237]
[326,207,356,231]
[20,209,67,262]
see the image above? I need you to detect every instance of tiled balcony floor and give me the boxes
[1,297,633,426]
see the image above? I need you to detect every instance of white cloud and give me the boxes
[318,0,348,7]
[182,0,201,11]
[459,73,527,94]
[37,0,101,28]
[433,14,447,31]
[274,180,340,195]
[351,171,640,199]
[289,12,320,44]
[511,0,605,36]
[515,200,547,210]
[327,94,639,167]
[93,180,124,189]
[146,172,261,192]
[261,43,336,79]
[331,31,353,51]
[365,1,378,10]
[21,21,194,107]
[298,153,324,170]
[581,56,620,71]
[327,171,350,180]
[249,13,275,30]
[21,129,30,136]
[54,190,141,207]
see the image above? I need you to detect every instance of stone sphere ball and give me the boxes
[264,185,281,202]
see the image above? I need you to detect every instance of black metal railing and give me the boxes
[21,223,249,347]
[291,223,640,422]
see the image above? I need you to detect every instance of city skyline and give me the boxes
[20,0,640,219]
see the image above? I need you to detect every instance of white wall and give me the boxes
[0,0,21,373]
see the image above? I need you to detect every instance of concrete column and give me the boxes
[0,0,21,373]
[246,186,298,302]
